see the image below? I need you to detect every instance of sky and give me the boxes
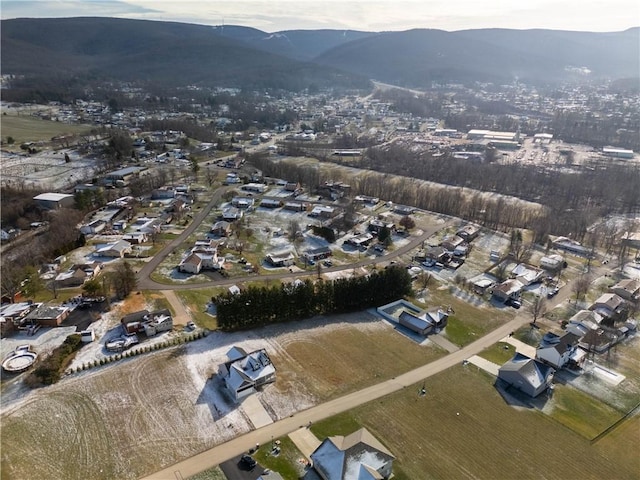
[2,0,639,33]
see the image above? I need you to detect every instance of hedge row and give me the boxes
[65,330,208,375]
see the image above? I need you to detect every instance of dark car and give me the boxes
[239,454,257,470]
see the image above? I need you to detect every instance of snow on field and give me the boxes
[0,149,100,189]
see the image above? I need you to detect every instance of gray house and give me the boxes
[498,353,555,397]
[310,427,395,480]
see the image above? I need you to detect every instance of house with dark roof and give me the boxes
[498,353,555,397]
[589,293,627,321]
[23,304,70,327]
[218,347,276,401]
[610,278,640,302]
[310,427,395,480]
[536,331,585,369]
[398,309,448,336]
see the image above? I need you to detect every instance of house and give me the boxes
[219,347,276,401]
[121,309,172,336]
[222,207,243,221]
[142,310,173,336]
[550,236,593,257]
[179,252,203,274]
[492,279,524,303]
[151,187,176,199]
[33,193,75,210]
[54,262,101,287]
[392,204,414,215]
[265,251,296,267]
[23,304,70,327]
[368,219,395,235]
[565,310,603,337]
[536,331,585,369]
[283,201,306,212]
[498,353,554,398]
[0,302,38,337]
[441,235,468,256]
[398,309,448,335]
[310,427,395,480]
[354,195,380,205]
[232,196,255,209]
[241,183,267,194]
[511,263,544,286]
[471,274,497,295]
[123,232,149,244]
[610,278,640,302]
[80,219,107,235]
[456,224,480,242]
[621,231,640,249]
[211,220,232,236]
[94,240,132,258]
[309,205,337,218]
[260,198,282,209]
[304,246,332,262]
[589,293,627,321]
[539,254,565,271]
[179,245,221,274]
[344,232,374,248]
[104,166,147,186]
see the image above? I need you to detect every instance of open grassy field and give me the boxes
[477,341,515,364]
[176,289,218,330]
[0,311,441,479]
[270,312,446,401]
[1,114,93,145]
[311,365,640,480]
[545,383,623,438]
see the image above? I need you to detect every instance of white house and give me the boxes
[178,245,221,274]
[310,427,395,480]
[265,251,295,267]
[219,347,276,401]
[539,254,564,271]
[511,263,544,286]
[536,331,585,369]
[94,240,132,258]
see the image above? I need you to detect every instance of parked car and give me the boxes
[239,454,257,470]
[506,298,521,309]
[547,287,560,299]
[323,260,333,267]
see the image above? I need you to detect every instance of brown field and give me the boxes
[270,312,446,400]
[0,312,441,479]
[313,365,640,480]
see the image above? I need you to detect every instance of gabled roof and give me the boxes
[499,353,554,390]
[311,428,394,480]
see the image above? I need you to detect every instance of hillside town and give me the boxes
[2,57,640,480]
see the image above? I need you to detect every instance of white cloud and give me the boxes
[2,0,639,32]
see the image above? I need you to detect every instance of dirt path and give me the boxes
[161,290,191,325]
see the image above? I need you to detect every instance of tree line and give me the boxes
[213,266,412,331]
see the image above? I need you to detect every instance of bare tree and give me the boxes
[530,296,547,324]
[572,275,591,303]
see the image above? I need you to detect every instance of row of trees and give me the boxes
[214,266,412,331]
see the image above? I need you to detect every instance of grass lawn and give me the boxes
[270,313,446,401]
[311,365,639,479]
[478,342,515,365]
[187,466,226,480]
[253,437,307,479]
[176,289,218,330]
[546,384,624,439]
[144,291,175,315]
[427,286,512,347]
[1,114,93,144]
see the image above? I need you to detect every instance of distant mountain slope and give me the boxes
[314,28,640,86]
[211,26,375,60]
[0,17,368,90]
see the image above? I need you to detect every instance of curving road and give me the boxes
[136,182,455,291]
[141,260,609,480]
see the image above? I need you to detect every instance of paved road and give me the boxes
[141,263,610,480]
[138,209,454,291]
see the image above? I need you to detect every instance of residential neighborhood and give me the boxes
[1,19,639,480]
